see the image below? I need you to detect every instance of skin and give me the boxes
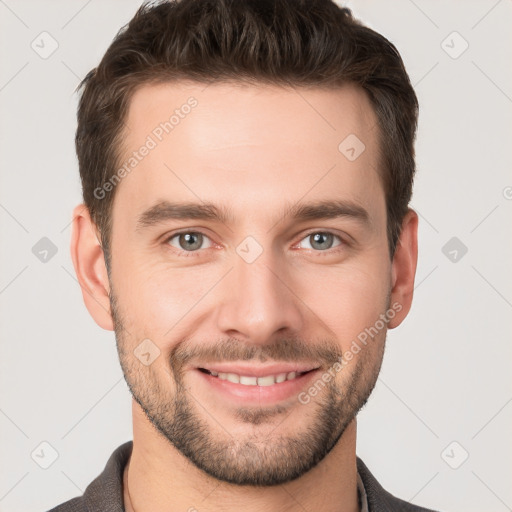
[71,80,418,512]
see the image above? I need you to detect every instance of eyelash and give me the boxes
[163,229,348,258]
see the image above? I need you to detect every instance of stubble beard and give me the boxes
[110,287,386,486]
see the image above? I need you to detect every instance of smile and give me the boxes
[198,368,310,386]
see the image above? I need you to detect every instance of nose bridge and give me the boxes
[215,241,304,343]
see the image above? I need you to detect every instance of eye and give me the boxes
[166,231,213,252]
[297,231,343,251]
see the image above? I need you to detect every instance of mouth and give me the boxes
[197,367,314,386]
[193,363,321,405]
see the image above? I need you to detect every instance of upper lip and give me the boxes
[196,363,320,377]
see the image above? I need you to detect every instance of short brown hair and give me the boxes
[76,0,418,269]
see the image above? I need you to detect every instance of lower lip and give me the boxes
[193,369,320,406]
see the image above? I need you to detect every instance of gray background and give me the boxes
[0,1,511,511]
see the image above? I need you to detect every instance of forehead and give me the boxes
[124,80,379,154]
[114,80,383,228]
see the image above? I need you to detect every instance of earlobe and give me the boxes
[388,208,418,329]
[70,204,114,331]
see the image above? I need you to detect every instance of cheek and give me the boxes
[113,260,223,340]
[297,257,391,349]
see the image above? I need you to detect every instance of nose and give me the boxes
[215,245,304,345]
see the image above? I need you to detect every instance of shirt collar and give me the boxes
[357,467,369,512]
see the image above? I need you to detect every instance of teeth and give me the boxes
[212,370,306,386]
[257,375,275,386]
[226,373,240,384]
[240,376,257,385]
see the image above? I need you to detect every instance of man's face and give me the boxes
[108,81,394,485]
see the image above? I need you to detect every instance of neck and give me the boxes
[124,400,360,512]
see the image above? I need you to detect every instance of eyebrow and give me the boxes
[136,199,371,232]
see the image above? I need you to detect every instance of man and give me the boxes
[49,0,440,510]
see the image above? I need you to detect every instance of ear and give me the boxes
[70,204,114,330]
[388,208,418,329]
